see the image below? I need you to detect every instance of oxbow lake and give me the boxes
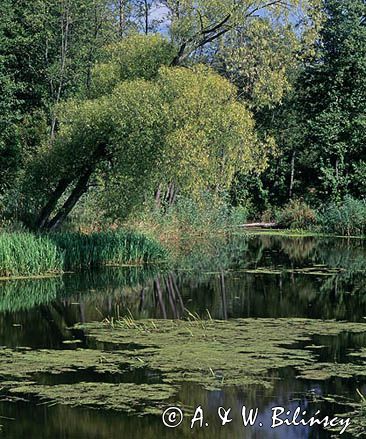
[1,234,366,438]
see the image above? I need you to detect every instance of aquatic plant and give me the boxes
[50,231,167,269]
[8,382,176,415]
[0,314,366,411]
[2,317,366,419]
[78,318,366,390]
[0,233,63,277]
[0,231,167,278]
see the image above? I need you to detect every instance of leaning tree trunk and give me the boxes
[46,167,94,231]
[37,143,107,231]
[35,178,73,230]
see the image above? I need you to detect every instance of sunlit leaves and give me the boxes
[90,34,175,97]
[30,36,267,220]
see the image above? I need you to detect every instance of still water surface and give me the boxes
[1,235,366,438]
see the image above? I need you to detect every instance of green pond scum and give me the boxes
[1,317,366,423]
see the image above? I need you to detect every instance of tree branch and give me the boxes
[171,0,291,66]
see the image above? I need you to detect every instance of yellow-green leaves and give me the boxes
[30,36,268,220]
[90,34,175,98]
[157,65,261,196]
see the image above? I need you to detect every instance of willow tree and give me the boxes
[24,35,265,230]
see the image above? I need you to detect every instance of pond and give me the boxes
[1,234,366,438]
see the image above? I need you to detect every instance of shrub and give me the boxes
[319,196,366,236]
[261,207,280,223]
[277,200,317,230]
[229,205,249,226]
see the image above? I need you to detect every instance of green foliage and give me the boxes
[25,36,264,227]
[133,193,249,241]
[2,0,361,232]
[161,195,232,231]
[295,0,366,200]
[319,197,366,236]
[90,34,175,97]
[0,233,63,277]
[0,0,21,193]
[277,200,318,230]
[233,0,366,208]
[0,0,118,199]
[155,65,264,198]
[214,19,297,110]
[50,231,168,269]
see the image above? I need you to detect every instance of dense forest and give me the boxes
[0,0,365,235]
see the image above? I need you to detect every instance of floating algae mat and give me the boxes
[6,382,176,415]
[2,318,366,415]
[78,318,366,388]
[310,394,366,438]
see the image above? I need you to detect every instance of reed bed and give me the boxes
[50,231,167,270]
[0,230,167,278]
[0,233,63,277]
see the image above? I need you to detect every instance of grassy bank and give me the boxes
[0,231,167,278]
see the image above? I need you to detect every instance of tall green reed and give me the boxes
[0,233,63,277]
[0,230,167,278]
[50,231,167,270]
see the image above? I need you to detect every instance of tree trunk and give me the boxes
[155,183,162,208]
[51,0,71,139]
[144,0,149,34]
[289,150,296,198]
[220,270,227,320]
[154,277,167,319]
[37,143,107,231]
[36,178,73,230]
[46,167,94,231]
[118,0,125,37]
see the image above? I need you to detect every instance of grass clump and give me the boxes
[50,230,167,270]
[129,193,249,254]
[0,233,63,278]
